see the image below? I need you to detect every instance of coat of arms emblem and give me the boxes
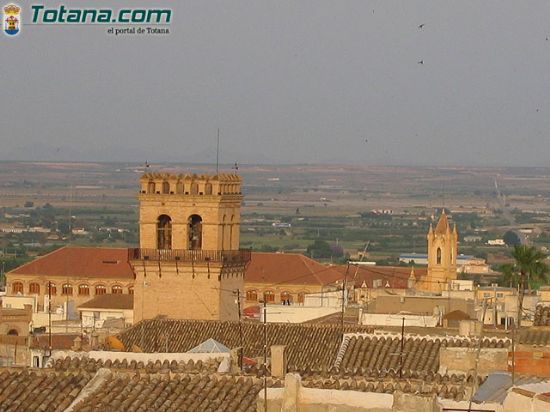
[3,3,20,36]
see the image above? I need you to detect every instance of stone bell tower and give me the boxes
[130,172,250,322]
[423,211,458,292]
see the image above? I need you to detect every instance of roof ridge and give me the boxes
[8,245,68,274]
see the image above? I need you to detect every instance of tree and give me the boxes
[505,245,549,327]
[503,230,521,246]
[306,240,332,259]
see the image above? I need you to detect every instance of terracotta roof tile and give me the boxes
[301,375,470,401]
[335,333,509,375]
[118,319,370,371]
[245,252,343,286]
[71,372,276,412]
[0,369,92,411]
[50,356,222,374]
[518,329,550,345]
[9,246,134,279]
[78,294,133,310]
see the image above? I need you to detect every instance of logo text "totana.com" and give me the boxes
[30,4,171,24]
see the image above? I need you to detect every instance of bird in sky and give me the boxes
[418,23,426,29]
[145,160,150,168]
[233,162,239,171]
[418,60,424,65]
[365,138,368,143]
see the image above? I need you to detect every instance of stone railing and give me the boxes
[128,248,251,265]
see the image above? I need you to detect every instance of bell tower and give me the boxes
[130,172,250,322]
[423,211,458,292]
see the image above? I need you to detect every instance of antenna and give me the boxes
[216,128,220,175]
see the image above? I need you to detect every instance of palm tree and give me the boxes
[506,245,549,327]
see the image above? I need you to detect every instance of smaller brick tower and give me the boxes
[424,211,458,292]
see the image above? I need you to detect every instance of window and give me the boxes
[128,286,134,295]
[176,181,184,194]
[191,182,199,195]
[78,284,90,296]
[157,214,172,250]
[112,285,123,294]
[188,214,202,250]
[47,282,57,295]
[483,292,491,298]
[62,283,73,296]
[95,285,107,295]
[246,290,258,302]
[205,182,212,195]
[297,292,306,304]
[162,181,170,194]
[280,291,293,304]
[263,290,275,303]
[436,247,442,265]
[147,181,155,193]
[12,282,23,294]
[497,293,504,298]
[29,283,40,294]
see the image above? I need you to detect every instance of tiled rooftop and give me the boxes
[50,356,222,374]
[118,319,370,371]
[78,293,133,310]
[0,369,92,411]
[335,333,509,374]
[245,252,343,286]
[301,375,471,401]
[71,372,277,412]
[518,329,550,346]
[9,246,134,279]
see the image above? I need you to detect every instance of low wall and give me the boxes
[263,306,340,323]
[258,373,442,412]
[439,347,508,375]
[503,389,550,412]
[361,313,438,327]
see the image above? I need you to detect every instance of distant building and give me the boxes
[244,252,342,307]
[5,247,134,319]
[419,211,458,292]
[77,294,134,329]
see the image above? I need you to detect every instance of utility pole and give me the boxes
[235,289,244,371]
[399,317,405,378]
[263,297,267,412]
[468,299,488,412]
[341,263,349,343]
[494,284,497,329]
[511,318,515,385]
[65,279,69,333]
[48,281,52,357]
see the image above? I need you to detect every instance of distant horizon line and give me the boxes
[0,158,549,170]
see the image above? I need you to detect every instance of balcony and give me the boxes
[128,248,251,265]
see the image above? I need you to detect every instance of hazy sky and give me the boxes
[2,1,550,166]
